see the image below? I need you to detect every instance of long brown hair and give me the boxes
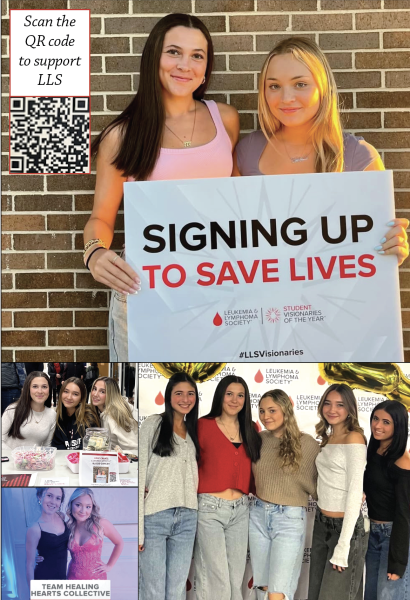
[91,13,214,180]
[315,383,365,447]
[56,377,100,437]
[259,389,302,470]
[258,36,344,173]
[6,371,51,440]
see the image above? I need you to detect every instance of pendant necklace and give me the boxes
[33,409,45,425]
[281,136,311,163]
[164,101,197,148]
[218,418,239,441]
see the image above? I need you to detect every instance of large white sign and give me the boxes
[125,171,403,362]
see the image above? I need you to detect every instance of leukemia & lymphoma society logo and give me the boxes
[266,308,281,323]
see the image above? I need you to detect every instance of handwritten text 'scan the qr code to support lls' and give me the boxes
[9,10,90,96]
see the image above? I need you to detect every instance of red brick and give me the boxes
[47,214,89,231]
[49,292,108,308]
[385,112,410,128]
[334,71,381,89]
[322,0,381,7]
[385,0,410,7]
[47,252,84,270]
[14,195,72,211]
[15,350,75,361]
[133,0,191,12]
[230,15,288,32]
[2,234,12,251]
[356,52,410,69]
[14,311,73,328]
[106,56,141,74]
[106,94,135,112]
[384,32,410,49]
[212,35,253,53]
[396,192,410,209]
[132,37,148,54]
[48,329,107,347]
[293,14,352,31]
[91,37,130,54]
[2,311,12,328]
[259,0,317,8]
[209,73,254,91]
[2,253,45,270]
[239,113,255,131]
[9,0,67,7]
[357,92,410,109]
[2,331,46,347]
[74,195,94,211]
[319,33,379,51]
[341,112,381,129]
[356,11,410,30]
[2,176,44,192]
[2,215,45,231]
[386,71,410,88]
[15,273,74,290]
[91,75,132,92]
[2,273,12,290]
[229,54,265,72]
[47,175,95,192]
[75,311,109,327]
[71,0,128,13]
[2,195,13,211]
[197,0,253,10]
[393,172,410,188]
[13,234,72,251]
[324,53,352,70]
[2,292,47,309]
[356,131,410,149]
[402,310,410,328]
[76,349,109,361]
[75,273,108,289]
[2,351,14,361]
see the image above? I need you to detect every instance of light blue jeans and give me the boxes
[109,290,128,361]
[139,507,197,600]
[194,493,250,600]
[249,498,306,600]
[365,522,409,600]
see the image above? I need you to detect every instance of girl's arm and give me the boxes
[232,149,242,176]
[360,140,409,265]
[93,519,124,575]
[1,408,15,451]
[388,456,410,579]
[26,525,41,587]
[138,416,158,550]
[84,127,140,295]
[216,102,240,150]
[330,434,367,569]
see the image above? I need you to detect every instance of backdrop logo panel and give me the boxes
[125,171,402,362]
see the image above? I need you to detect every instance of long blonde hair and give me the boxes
[66,488,103,545]
[316,383,365,447]
[258,36,344,173]
[56,377,100,437]
[94,377,136,433]
[260,389,302,470]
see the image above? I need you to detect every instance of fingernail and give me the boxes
[122,290,129,295]
[378,250,385,255]
[134,277,141,284]
[374,245,383,251]
[380,237,386,244]
[386,221,395,226]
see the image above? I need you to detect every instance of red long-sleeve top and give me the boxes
[197,417,255,494]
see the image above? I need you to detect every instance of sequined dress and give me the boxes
[67,534,107,580]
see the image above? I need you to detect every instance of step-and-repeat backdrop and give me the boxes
[138,362,410,600]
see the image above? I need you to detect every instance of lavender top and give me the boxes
[236,130,381,175]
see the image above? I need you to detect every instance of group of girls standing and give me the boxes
[26,487,123,583]
[139,372,410,600]
[84,13,409,361]
[2,371,138,453]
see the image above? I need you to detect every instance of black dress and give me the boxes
[34,520,70,580]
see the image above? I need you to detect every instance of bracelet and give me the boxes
[84,238,106,257]
[85,246,105,270]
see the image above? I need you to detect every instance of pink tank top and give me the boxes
[128,100,233,182]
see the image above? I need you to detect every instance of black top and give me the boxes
[232,442,242,448]
[364,452,410,577]
[34,519,69,580]
[51,411,99,450]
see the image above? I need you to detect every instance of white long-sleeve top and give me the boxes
[316,443,367,567]
[2,404,56,451]
[100,411,138,453]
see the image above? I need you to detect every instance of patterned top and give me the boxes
[67,534,106,581]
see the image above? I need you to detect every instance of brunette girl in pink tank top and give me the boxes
[83,14,239,360]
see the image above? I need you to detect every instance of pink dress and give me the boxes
[67,534,107,580]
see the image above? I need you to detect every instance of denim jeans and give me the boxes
[365,522,409,600]
[139,507,197,600]
[194,494,250,600]
[1,388,21,415]
[249,498,306,600]
[109,290,128,361]
[308,510,369,600]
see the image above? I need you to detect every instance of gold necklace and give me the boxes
[33,409,45,425]
[218,417,240,441]
[164,102,197,148]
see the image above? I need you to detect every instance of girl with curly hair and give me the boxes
[66,488,124,580]
[249,389,319,600]
[308,384,367,600]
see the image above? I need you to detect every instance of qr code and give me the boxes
[109,472,117,483]
[10,97,90,174]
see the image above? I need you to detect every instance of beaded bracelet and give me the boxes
[83,238,106,257]
[85,246,105,270]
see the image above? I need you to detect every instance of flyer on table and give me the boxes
[125,170,403,362]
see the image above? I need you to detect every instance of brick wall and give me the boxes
[1,0,409,360]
